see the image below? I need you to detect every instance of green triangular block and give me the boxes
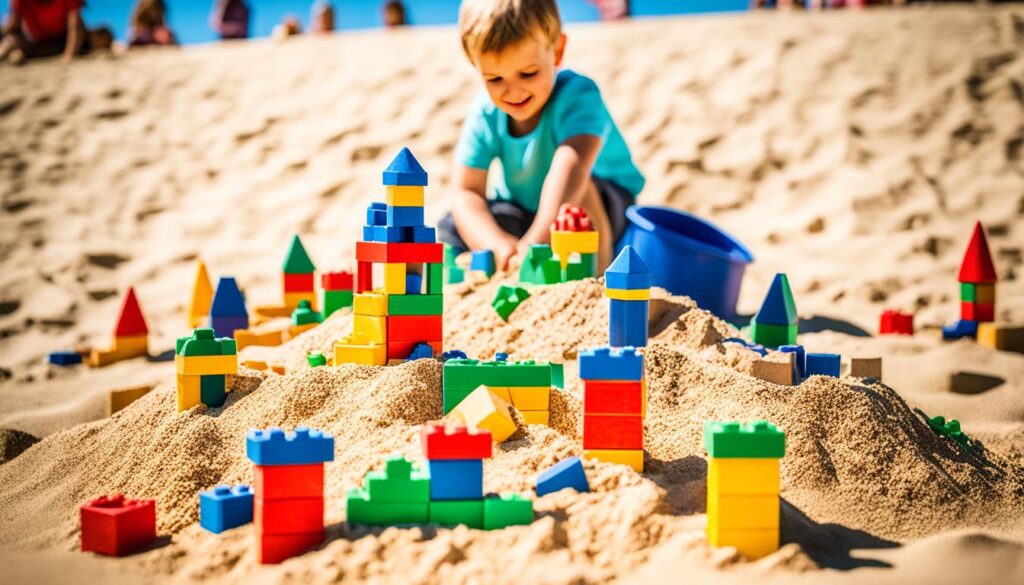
[282,234,316,274]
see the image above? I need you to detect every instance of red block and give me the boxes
[962,301,994,323]
[321,271,354,291]
[582,415,644,450]
[356,241,443,264]
[80,494,156,556]
[553,203,593,232]
[283,272,315,293]
[387,340,442,360]
[584,380,644,416]
[255,497,324,534]
[113,288,148,337]
[254,464,324,500]
[958,221,997,284]
[879,309,914,335]
[357,261,372,293]
[421,423,492,460]
[258,530,324,564]
[388,315,443,341]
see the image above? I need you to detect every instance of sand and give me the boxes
[2,5,1024,584]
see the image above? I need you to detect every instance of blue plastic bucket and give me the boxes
[616,205,754,321]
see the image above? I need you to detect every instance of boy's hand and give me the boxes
[492,234,520,272]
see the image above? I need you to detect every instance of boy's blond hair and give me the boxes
[459,0,562,59]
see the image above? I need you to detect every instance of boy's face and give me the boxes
[473,33,566,130]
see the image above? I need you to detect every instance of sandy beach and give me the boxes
[1,5,1023,583]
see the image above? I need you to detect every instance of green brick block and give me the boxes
[960,282,976,302]
[704,420,785,459]
[200,374,227,408]
[291,299,323,326]
[446,266,465,285]
[322,290,353,318]
[307,352,327,368]
[562,253,595,282]
[443,387,474,414]
[346,489,429,526]
[750,322,797,348]
[443,359,554,392]
[366,456,430,502]
[429,499,484,529]
[427,263,444,295]
[389,294,443,316]
[492,285,531,321]
[176,327,236,356]
[550,363,565,389]
[519,245,563,285]
[483,493,533,530]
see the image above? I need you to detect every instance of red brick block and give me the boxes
[421,423,492,460]
[961,301,994,322]
[582,415,644,450]
[879,309,914,335]
[255,497,324,534]
[356,241,443,264]
[553,203,592,232]
[387,315,443,341]
[387,340,442,360]
[357,261,372,293]
[254,464,323,500]
[321,271,354,291]
[80,494,156,556]
[583,380,644,416]
[257,530,324,564]
[283,272,315,293]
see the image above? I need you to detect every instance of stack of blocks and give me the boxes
[86,287,149,367]
[605,246,651,347]
[550,204,598,280]
[579,347,646,472]
[944,221,997,340]
[200,485,253,533]
[209,277,249,339]
[80,494,157,556]
[283,234,317,310]
[335,148,444,366]
[321,270,354,318]
[175,328,238,412]
[750,273,798,348]
[442,358,557,427]
[246,427,334,564]
[704,421,785,559]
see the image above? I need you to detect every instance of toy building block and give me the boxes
[804,353,840,378]
[704,421,785,459]
[389,293,443,316]
[334,338,387,366]
[346,488,429,526]
[80,494,156,556]
[942,319,978,340]
[382,263,407,295]
[429,499,484,528]
[48,350,82,366]
[427,459,484,500]
[426,262,444,294]
[849,357,882,380]
[291,300,323,326]
[255,497,324,534]
[322,270,354,291]
[482,493,533,529]
[254,464,324,500]
[520,411,550,425]
[365,456,431,502]
[961,301,995,323]
[879,309,914,335]
[114,287,148,338]
[209,277,248,338]
[386,185,425,207]
[471,250,496,277]
[606,287,651,301]
[189,260,214,328]
[444,244,466,285]
[563,253,596,282]
[382,147,428,186]
[604,246,651,290]
[578,347,644,381]
[778,345,805,380]
[175,328,238,411]
[200,485,254,534]
[751,353,795,386]
[446,386,518,442]
[354,314,387,343]
[977,323,1024,353]
[554,204,593,231]
[508,386,550,411]
[405,273,423,295]
[609,298,649,348]
[551,231,599,268]
[583,415,644,450]
[972,283,996,305]
[86,287,150,367]
[283,234,316,274]
[584,380,645,416]
[388,340,442,361]
[958,221,997,284]
[387,205,425,228]
[708,458,780,497]
[246,427,334,466]
[234,329,284,351]
[443,359,556,391]
[492,285,531,321]
[421,424,493,460]
[536,457,589,496]
[583,449,643,472]
[749,321,797,348]
[388,314,443,341]
[322,290,354,319]
[354,291,388,316]
[519,244,561,285]
[752,274,798,327]
[307,352,327,368]
[108,384,154,416]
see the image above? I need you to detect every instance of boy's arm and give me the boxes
[451,164,519,269]
[62,9,84,62]
[520,134,602,248]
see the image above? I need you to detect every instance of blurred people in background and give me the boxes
[272,14,301,42]
[89,25,114,52]
[211,0,250,40]
[129,0,177,47]
[587,0,630,20]
[310,0,335,34]
[382,0,407,27]
[0,0,90,64]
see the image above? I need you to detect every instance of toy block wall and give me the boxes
[442,358,558,426]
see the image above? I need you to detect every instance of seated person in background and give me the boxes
[0,0,90,64]
[310,1,335,34]
[382,0,407,27]
[129,0,177,47]
[210,0,250,41]
[89,25,114,52]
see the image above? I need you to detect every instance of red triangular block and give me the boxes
[114,287,148,337]
[957,222,997,284]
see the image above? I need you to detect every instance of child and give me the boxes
[439,0,644,272]
[129,0,178,48]
[0,0,90,64]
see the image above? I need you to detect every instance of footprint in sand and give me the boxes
[0,98,21,117]
[84,253,130,270]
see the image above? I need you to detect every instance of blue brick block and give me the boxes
[804,353,840,378]
[48,351,82,366]
[427,459,483,500]
[362,225,376,241]
[578,346,644,381]
[366,202,388,226]
[246,427,334,466]
[387,205,425,228]
[610,298,649,348]
[604,246,651,290]
[405,273,422,295]
[382,147,428,186]
[942,319,978,340]
[494,352,509,362]
[535,457,589,497]
[779,344,805,379]
[209,315,249,339]
[409,343,434,360]
[470,250,495,276]
[200,485,253,534]
[753,273,798,326]
[442,349,468,361]
[410,226,436,243]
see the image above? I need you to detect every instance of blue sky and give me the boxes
[2,1,747,45]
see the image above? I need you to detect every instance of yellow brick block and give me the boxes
[508,386,550,411]
[382,263,406,295]
[551,230,599,265]
[708,458,780,495]
[484,386,512,403]
[520,410,549,426]
[333,338,386,366]
[584,448,643,472]
[386,185,425,207]
[706,526,779,559]
[353,315,387,343]
[177,374,201,412]
[108,385,155,416]
[605,288,650,301]
[86,335,148,367]
[283,292,316,310]
[235,329,284,350]
[975,284,995,305]
[447,386,518,443]
[175,354,238,376]
[354,292,388,316]
[707,493,779,530]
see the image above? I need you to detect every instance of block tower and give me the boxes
[750,273,798,348]
[321,270,354,319]
[605,246,651,347]
[551,204,598,280]
[283,234,317,311]
[87,287,149,367]
[175,327,238,411]
[945,222,997,340]
[209,277,248,338]
[247,427,334,564]
[335,147,444,366]
[579,347,646,472]
[704,420,785,559]
[188,260,213,328]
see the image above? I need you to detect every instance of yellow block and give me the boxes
[977,322,1024,352]
[283,291,316,310]
[354,292,388,316]
[386,185,425,207]
[520,410,549,426]
[508,386,550,411]
[86,335,148,367]
[382,263,407,295]
[235,329,284,350]
[551,230,599,266]
[605,288,650,301]
[188,260,213,329]
[333,338,387,366]
[484,386,512,403]
[354,315,387,343]
[176,374,201,412]
[584,448,643,472]
[108,385,155,416]
[447,386,518,443]
[706,527,779,559]
[975,284,995,305]
[708,458,780,495]
[707,493,779,530]
[175,354,238,376]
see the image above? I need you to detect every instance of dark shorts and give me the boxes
[17,31,91,59]
[437,177,635,254]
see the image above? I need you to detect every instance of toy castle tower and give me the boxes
[750,273,798,348]
[944,221,998,340]
[86,287,149,367]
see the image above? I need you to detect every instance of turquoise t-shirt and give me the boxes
[455,69,645,213]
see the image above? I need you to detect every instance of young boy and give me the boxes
[438,0,644,272]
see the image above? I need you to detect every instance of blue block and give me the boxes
[427,459,483,500]
[362,225,375,241]
[804,353,840,378]
[366,202,388,226]
[405,273,422,295]
[753,273,798,326]
[410,226,436,243]
[48,351,82,366]
[409,343,434,360]
[210,277,247,318]
[578,346,644,381]
[494,352,509,362]
[535,456,589,497]
[604,246,651,290]
[382,147,428,186]
[246,427,335,466]
[199,485,253,534]
[779,344,805,379]
[209,315,248,339]
[442,349,468,361]
[942,319,978,340]
[610,298,649,348]
[387,205,425,228]
[470,250,496,276]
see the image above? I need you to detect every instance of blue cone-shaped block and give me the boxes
[605,246,651,290]
[209,277,248,337]
[610,298,649,348]
[753,273,798,326]
[382,147,428,186]
[536,457,589,497]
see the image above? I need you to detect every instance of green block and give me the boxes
[483,493,533,530]
[429,499,484,529]
[562,254,595,282]
[443,243,459,265]
[443,359,554,392]
[960,282,976,302]
[322,290,353,318]
[427,263,444,295]
[492,285,531,321]
[389,294,444,316]
[176,327,236,356]
[366,456,430,502]
[346,489,429,526]
[446,266,465,285]
[291,299,323,326]
[550,363,564,389]
[519,245,562,285]
[282,234,316,273]
[307,352,327,368]
[443,387,474,414]
[750,322,797,348]
[703,421,785,459]
[200,374,227,408]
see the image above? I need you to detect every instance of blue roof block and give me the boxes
[199,485,253,534]
[753,273,798,326]
[382,147,428,186]
[210,277,247,318]
[579,346,644,381]
[536,456,589,497]
[246,426,335,466]
[605,246,652,290]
